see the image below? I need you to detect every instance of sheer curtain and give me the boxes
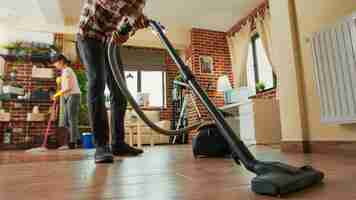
[256,11,279,98]
[256,12,275,73]
[227,22,252,88]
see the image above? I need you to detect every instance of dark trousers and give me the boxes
[63,94,81,143]
[77,35,127,147]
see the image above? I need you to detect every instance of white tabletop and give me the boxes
[220,100,252,110]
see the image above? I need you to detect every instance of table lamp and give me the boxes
[217,75,232,104]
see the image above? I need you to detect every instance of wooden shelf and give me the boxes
[0,54,52,63]
[0,144,18,150]
[0,59,57,150]
[1,99,52,103]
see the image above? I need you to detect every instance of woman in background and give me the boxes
[52,54,82,149]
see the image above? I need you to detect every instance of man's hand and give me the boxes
[113,32,130,44]
[134,14,149,30]
[128,15,148,37]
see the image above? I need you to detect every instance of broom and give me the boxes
[26,77,62,153]
[26,77,61,153]
[25,101,58,153]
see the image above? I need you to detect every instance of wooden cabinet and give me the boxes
[239,99,282,145]
[221,99,282,145]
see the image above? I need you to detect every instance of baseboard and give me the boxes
[281,141,308,153]
[281,141,356,154]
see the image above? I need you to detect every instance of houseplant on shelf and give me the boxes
[256,81,266,93]
[9,66,17,81]
[1,41,55,63]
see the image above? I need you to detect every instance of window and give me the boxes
[247,34,275,95]
[141,71,165,107]
[125,70,166,107]
[125,71,138,101]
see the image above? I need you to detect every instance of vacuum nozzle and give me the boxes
[251,162,324,196]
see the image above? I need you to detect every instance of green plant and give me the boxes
[78,103,89,126]
[74,68,89,125]
[74,69,88,96]
[256,81,266,92]
[1,41,52,56]
[174,72,184,90]
[174,72,183,81]
[10,65,17,72]
[0,43,16,50]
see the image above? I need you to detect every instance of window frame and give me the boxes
[125,70,167,108]
[249,33,277,92]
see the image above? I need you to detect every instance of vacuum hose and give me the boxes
[107,36,202,136]
[107,20,325,196]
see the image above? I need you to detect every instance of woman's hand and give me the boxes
[52,91,64,102]
[52,95,58,102]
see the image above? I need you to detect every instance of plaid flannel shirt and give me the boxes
[78,0,145,43]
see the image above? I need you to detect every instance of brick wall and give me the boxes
[5,63,57,92]
[0,101,55,148]
[186,28,233,142]
[0,62,58,149]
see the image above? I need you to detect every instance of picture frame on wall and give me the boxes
[199,56,214,74]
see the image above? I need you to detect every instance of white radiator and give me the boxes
[311,13,356,124]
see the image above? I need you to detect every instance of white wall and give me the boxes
[270,0,356,143]
[293,0,356,141]
[0,25,54,44]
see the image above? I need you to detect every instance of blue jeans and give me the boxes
[77,35,127,147]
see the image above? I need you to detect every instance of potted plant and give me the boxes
[0,43,15,55]
[9,66,17,81]
[256,81,266,93]
[74,68,89,126]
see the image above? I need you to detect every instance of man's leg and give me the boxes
[105,45,143,156]
[77,35,113,163]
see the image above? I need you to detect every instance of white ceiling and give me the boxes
[0,0,263,49]
[0,0,46,25]
[144,0,264,31]
[0,0,263,32]
[0,0,67,33]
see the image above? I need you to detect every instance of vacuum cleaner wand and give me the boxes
[108,20,324,196]
[148,20,325,196]
[148,20,258,170]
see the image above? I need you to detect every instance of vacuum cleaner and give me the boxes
[107,19,324,196]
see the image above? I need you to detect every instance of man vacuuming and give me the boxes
[77,0,148,163]
[76,0,325,194]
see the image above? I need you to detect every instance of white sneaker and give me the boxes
[58,145,69,150]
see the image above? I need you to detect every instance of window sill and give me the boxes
[257,87,276,93]
[249,87,276,99]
